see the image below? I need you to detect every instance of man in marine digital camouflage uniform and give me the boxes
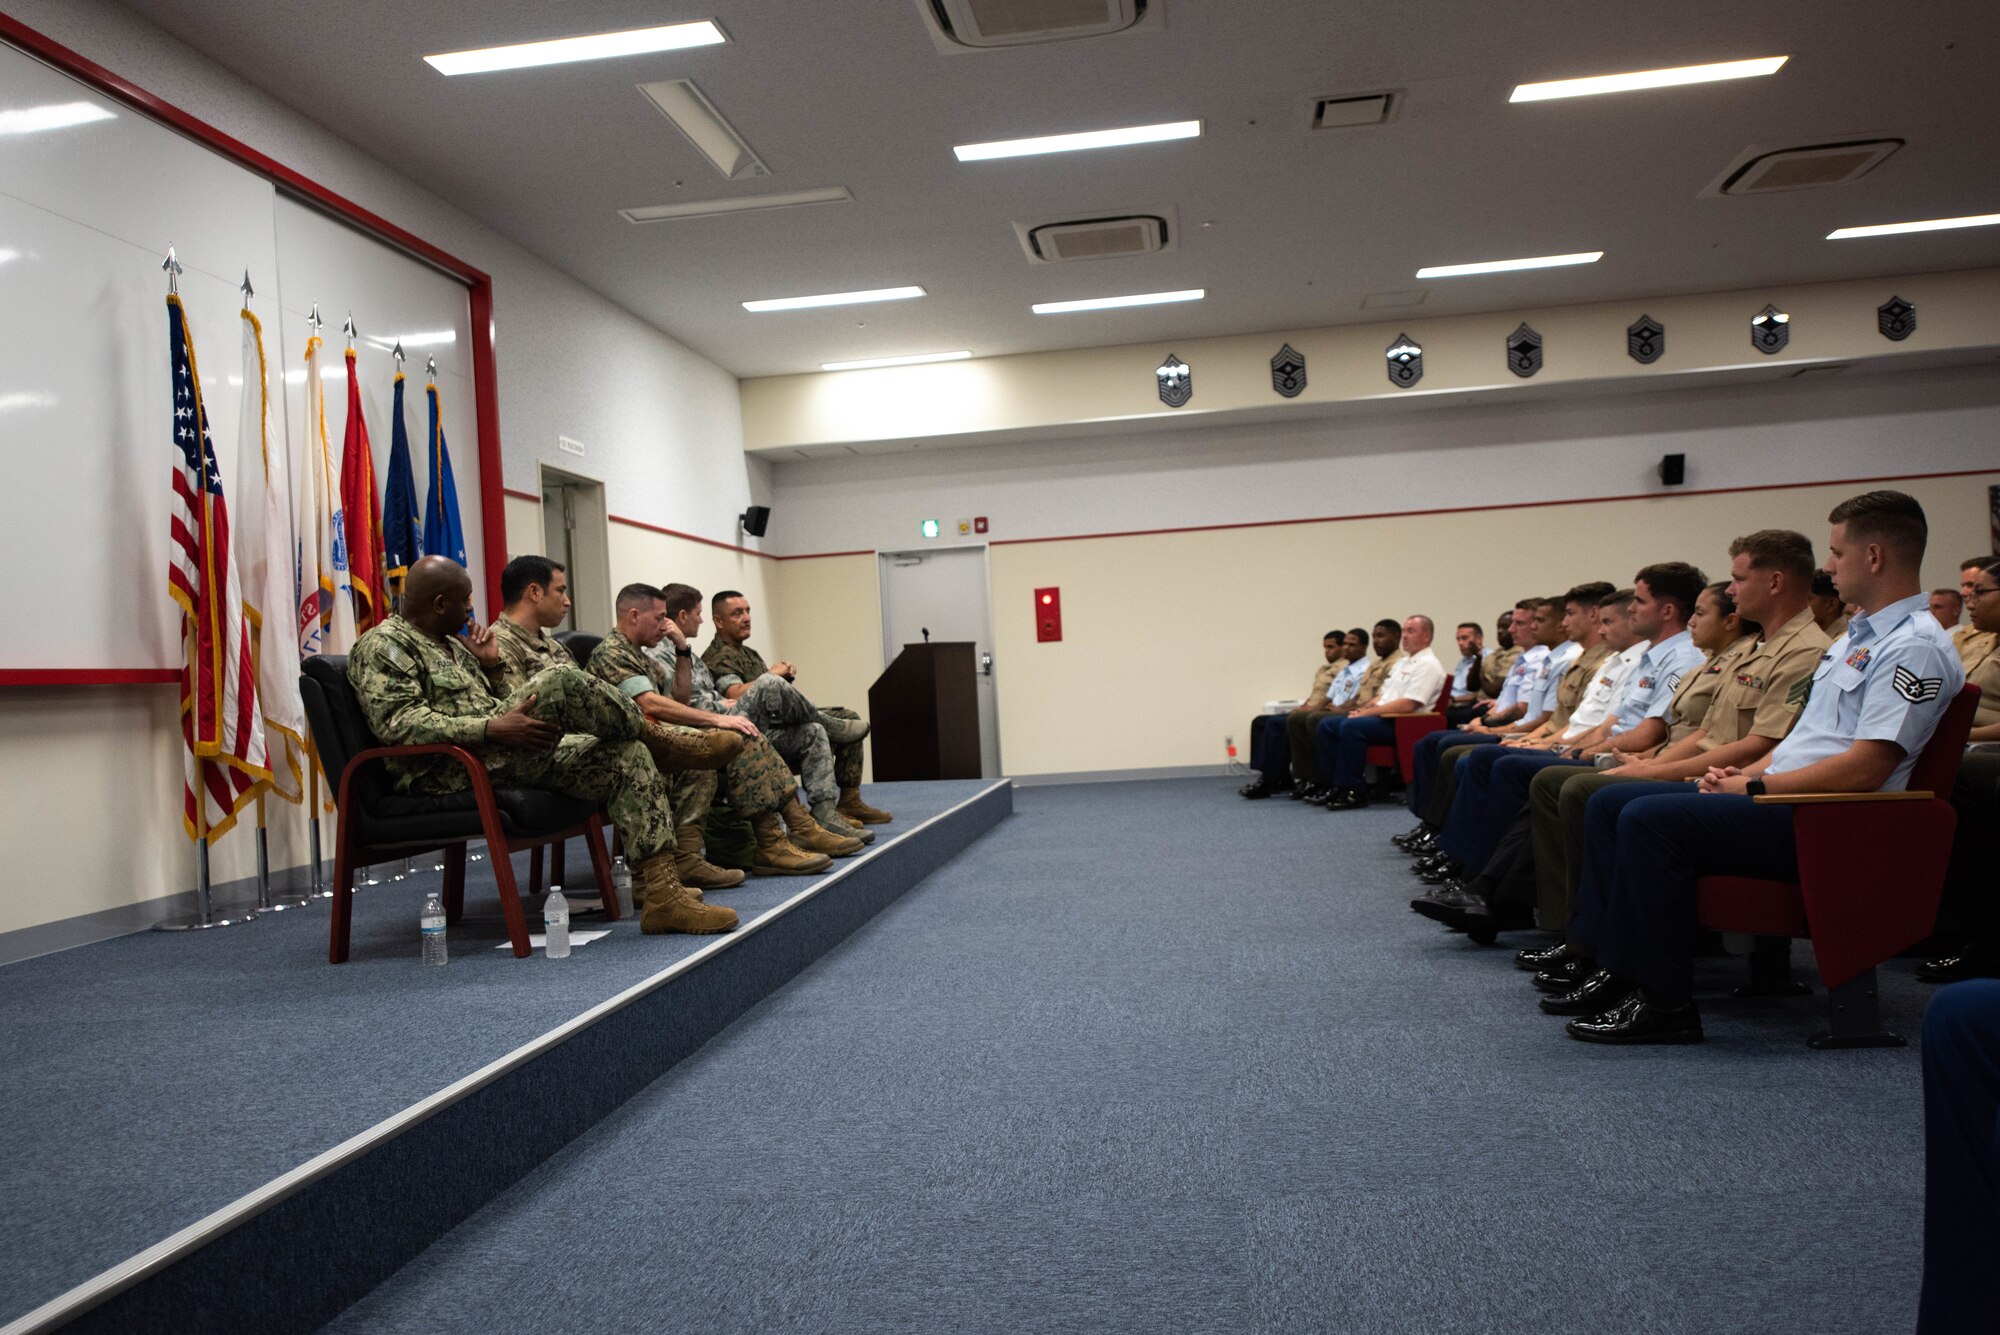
[589,584,834,884]
[703,589,892,827]
[345,556,734,936]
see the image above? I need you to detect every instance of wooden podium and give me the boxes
[867,641,982,781]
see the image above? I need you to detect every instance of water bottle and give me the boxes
[610,856,633,914]
[420,892,447,966]
[543,885,571,959]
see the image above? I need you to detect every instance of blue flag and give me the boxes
[422,379,466,567]
[381,372,422,607]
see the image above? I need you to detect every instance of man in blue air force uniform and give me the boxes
[1559,490,1965,1045]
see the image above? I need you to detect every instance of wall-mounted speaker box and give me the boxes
[1659,454,1687,486]
[740,505,771,537]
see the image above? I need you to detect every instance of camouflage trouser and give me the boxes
[819,706,865,788]
[761,719,839,807]
[722,732,799,814]
[634,719,719,828]
[731,674,822,730]
[476,666,675,862]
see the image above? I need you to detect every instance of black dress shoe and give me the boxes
[1289,783,1316,802]
[1410,880,1480,922]
[1515,942,1574,972]
[1417,859,1464,885]
[1460,899,1533,946]
[1539,969,1635,1016]
[1325,788,1368,811]
[1239,779,1274,799]
[1391,824,1431,850]
[1916,950,2000,984]
[1531,955,1595,993]
[1565,993,1704,1045]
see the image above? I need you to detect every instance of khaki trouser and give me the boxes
[1527,766,1695,936]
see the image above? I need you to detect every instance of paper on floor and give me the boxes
[494,930,612,951]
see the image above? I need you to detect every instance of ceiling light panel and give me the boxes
[1031,288,1205,314]
[1509,56,1787,103]
[743,286,926,312]
[1827,212,2000,240]
[954,119,1200,162]
[0,101,115,135]
[639,79,765,179]
[621,187,853,223]
[1416,251,1602,278]
[424,21,726,76]
[821,351,973,371]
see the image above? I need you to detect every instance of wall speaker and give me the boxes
[739,505,771,537]
[1658,453,1686,487]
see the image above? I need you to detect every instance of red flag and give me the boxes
[167,295,269,840]
[340,348,387,631]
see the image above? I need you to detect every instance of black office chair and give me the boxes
[557,630,603,666]
[299,655,619,962]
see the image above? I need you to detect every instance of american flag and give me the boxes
[168,294,269,841]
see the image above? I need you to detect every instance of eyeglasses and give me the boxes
[1970,585,2000,599]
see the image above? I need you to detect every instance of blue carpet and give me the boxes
[321,778,1929,1334]
[0,782,980,1327]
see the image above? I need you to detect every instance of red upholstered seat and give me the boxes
[1692,683,1979,1047]
[1365,680,1449,780]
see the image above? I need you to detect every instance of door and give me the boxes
[539,481,576,631]
[878,546,1001,778]
[536,465,609,632]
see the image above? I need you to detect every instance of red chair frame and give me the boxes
[329,743,618,963]
[1695,684,1980,1048]
[1365,681,1449,781]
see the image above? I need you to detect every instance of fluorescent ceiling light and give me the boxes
[639,79,765,179]
[0,101,115,135]
[821,351,972,371]
[0,249,19,265]
[0,391,56,412]
[742,286,925,312]
[1827,212,2000,240]
[425,21,726,76]
[954,119,1201,162]
[622,187,852,223]
[1416,251,1602,278]
[1510,56,1787,102]
[1032,288,1205,315]
[366,330,458,350]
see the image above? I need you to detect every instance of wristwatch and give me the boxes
[1745,778,1767,797]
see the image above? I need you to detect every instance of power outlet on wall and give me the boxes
[558,435,586,458]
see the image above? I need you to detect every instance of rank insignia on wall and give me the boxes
[1506,323,1543,378]
[1155,354,1192,408]
[1384,333,1423,388]
[1878,296,1916,342]
[1751,303,1791,355]
[1626,315,1664,365]
[1270,343,1307,398]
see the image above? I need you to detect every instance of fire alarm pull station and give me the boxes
[1035,587,1062,642]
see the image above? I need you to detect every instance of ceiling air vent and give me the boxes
[1016,212,1173,263]
[921,0,1162,52]
[1710,140,1903,196]
[1311,91,1400,130]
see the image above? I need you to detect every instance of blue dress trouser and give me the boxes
[1315,714,1397,791]
[1575,787,1797,1000]
[1407,730,1492,817]
[1437,748,1587,869]
[1918,980,2000,1334]
[1249,714,1288,782]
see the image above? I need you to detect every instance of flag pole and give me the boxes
[307,749,330,899]
[156,761,260,931]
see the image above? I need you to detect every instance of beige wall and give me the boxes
[766,554,884,783]
[766,472,2000,779]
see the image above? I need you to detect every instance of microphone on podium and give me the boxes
[921,627,931,644]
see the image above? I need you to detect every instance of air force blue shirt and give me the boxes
[1492,644,1548,713]
[1528,641,1583,717]
[1611,629,1705,735]
[1765,592,1964,791]
[1326,658,1368,708]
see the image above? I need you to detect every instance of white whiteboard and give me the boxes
[0,39,482,672]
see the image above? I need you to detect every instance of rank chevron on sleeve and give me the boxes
[1891,665,1943,703]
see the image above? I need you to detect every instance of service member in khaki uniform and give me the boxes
[346,556,734,936]
[589,587,833,886]
[704,591,892,827]
[1481,607,1523,697]
[1241,628,1363,798]
[1286,620,1402,800]
[1954,555,1999,675]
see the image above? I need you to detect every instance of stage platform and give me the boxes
[0,779,1012,1335]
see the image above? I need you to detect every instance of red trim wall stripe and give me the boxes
[0,13,508,618]
[0,669,180,686]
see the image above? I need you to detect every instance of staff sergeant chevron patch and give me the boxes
[1892,666,1943,703]
[1786,676,1812,708]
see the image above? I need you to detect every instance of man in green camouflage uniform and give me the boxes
[704,589,893,827]
[589,585,834,884]
[346,556,733,936]
[656,583,872,846]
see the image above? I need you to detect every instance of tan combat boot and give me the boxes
[814,800,874,844]
[837,786,893,825]
[636,854,738,935]
[650,726,745,772]
[750,811,832,876]
[781,797,863,857]
[675,823,747,890]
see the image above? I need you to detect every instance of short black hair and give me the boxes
[500,555,564,606]
[1810,570,1838,598]
[1828,490,1928,566]
[615,582,663,614]
[661,582,702,618]
[1457,621,1484,634]
[1322,630,1342,641]
[1346,627,1368,644]
[1704,580,1760,639]
[1730,529,1817,582]
[1373,618,1400,635]
[1634,561,1707,623]
[711,588,745,614]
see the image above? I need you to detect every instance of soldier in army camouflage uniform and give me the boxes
[704,589,893,827]
[657,583,872,845]
[346,556,734,936]
[589,585,836,885]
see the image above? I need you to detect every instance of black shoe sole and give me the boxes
[1540,987,1635,1017]
[1565,1020,1704,1045]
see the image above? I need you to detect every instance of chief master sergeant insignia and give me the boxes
[1751,303,1791,355]
[1506,323,1543,378]
[1892,666,1943,703]
[1156,354,1192,408]
[1878,296,1916,342]
[1385,333,1423,388]
[1270,343,1306,398]
[1627,315,1664,365]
